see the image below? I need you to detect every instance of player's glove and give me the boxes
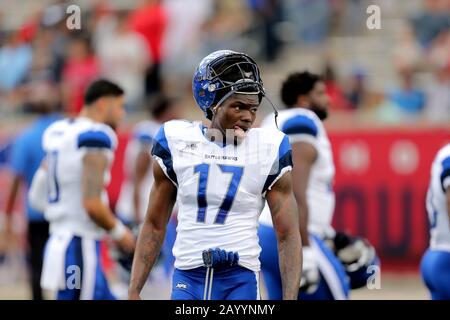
[110,222,140,272]
[300,246,320,294]
[202,248,239,268]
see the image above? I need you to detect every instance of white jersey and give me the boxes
[116,120,161,223]
[259,108,335,238]
[427,143,450,251]
[42,117,117,239]
[152,120,292,272]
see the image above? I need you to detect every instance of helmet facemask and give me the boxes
[206,55,265,119]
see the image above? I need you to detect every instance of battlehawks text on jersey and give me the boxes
[259,108,335,237]
[42,117,117,239]
[152,120,292,272]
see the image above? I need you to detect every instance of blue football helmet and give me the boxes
[192,50,265,120]
[325,232,380,289]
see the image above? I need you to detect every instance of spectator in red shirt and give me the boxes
[129,0,168,96]
[62,33,100,114]
[323,63,353,111]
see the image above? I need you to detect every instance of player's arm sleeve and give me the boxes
[281,115,319,149]
[135,130,154,145]
[441,156,450,191]
[262,135,293,196]
[77,128,116,154]
[134,130,154,154]
[151,124,178,187]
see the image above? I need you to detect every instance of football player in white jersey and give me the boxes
[259,71,378,300]
[421,143,450,300]
[128,50,302,300]
[113,97,179,296]
[116,120,161,226]
[29,79,135,299]
[116,96,180,226]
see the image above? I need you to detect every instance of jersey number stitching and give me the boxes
[194,163,244,224]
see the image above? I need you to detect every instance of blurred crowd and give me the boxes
[0,0,448,124]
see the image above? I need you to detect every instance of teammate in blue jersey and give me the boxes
[128,50,302,300]
[259,71,378,300]
[28,79,135,300]
[421,143,450,300]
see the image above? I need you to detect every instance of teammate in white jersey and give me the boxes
[117,96,180,225]
[128,50,302,300]
[259,71,377,300]
[421,143,450,299]
[114,97,179,296]
[29,79,135,299]
[116,119,161,225]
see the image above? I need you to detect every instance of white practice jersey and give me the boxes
[116,120,161,223]
[259,108,335,238]
[427,143,450,251]
[152,120,292,272]
[42,117,117,239]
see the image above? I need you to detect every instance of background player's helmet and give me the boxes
[325,232,380,289]
[192,50,265,120]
